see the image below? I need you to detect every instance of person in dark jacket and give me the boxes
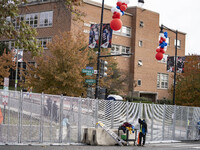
[138,118,147,146]
[53,101,58,122]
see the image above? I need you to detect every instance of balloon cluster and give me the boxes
[155,32,168,60]
[110,0,129,31]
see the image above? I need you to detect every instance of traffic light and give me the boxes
[100,59,108,77]
[98,87,107,99]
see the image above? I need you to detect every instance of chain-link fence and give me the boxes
[0,89,200,144]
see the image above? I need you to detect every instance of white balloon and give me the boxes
[115,8,121,13]
[111,7,116,13]
[118,0,122,2]
[125,0,130,4]
[120,0,125,3]
[164,46,167,52]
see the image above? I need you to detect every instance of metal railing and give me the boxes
[0,89,199,144]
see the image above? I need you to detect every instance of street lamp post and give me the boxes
[15,49,19,91]
[95,0,104,99]
[160,24,178,105]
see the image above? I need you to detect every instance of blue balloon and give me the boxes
[164,32,168,38]
[164,42,167,46]
[160,43,165,48]
[121,11,124,16]
[116,6,120,9]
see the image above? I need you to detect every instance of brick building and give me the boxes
[0,0,186,101]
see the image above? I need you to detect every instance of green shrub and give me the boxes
[123,96,152,103]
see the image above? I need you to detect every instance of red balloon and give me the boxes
[120,5,127,11]
[117,1,122,6]
[159,39,163,44]
[112,12,121,19]
[160,48,165,54]
[156,47,160,52]
[110,19,122,31]
[160,37,166,42]
[155,52,163,60]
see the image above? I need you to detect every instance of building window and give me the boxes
[140,21,144,27]
[26,13,38,27]
[38,37,52,49]
[111,44,120,55]
[139,41,143,47]
[138,60,143,66]
[111,44,131,55]
[39,11,53,27]
[7,11,53,29]
[13,15,24,29]
[113,26,131,37]
[121,46,130,54]
[121,26,131,37]
[157,73,168,89]
[174,39,181,48]
[1,41,15,50]
[138,80,142,86]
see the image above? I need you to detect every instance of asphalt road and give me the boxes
[1,141,200,150]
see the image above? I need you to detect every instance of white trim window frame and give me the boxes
[121,46,130,54]
[38,37,52,49]
[139,40,143,47]
[174,39,181,49]
[26,13,39,28]
[157,73,168,89]
[111,44,120,55]
[1,40,15,50]
[39,11,53,27]
[111,44,131,55]
[113,26,131,37]
[137,79,142,86]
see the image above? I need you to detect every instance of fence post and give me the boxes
[172,105,177,140]
[18,90,23,143]
[126,101,129,122]
[7,90,11,142]
[111,100,115,129]
[59,95,64,143]
[162,104,166,140]
[94,99,99,128]
[151,103,154,141]
[29,93,33,143]
[139,102,142,119]
[39,92,44,143]
[77,97,82,143]
[186,107,189,140]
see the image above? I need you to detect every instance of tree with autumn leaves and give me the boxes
[170,55,200,106]
[21,31,127,96]
[0,45,15,86]
[22,32,89,96]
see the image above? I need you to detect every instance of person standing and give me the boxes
[138,118,147,146]
[53,101,58,122]
[62,115,70,140]
[0,108,3,142]
[47,97,52,116]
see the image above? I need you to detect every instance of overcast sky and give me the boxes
[92,0,200,55]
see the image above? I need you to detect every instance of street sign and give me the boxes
[94,70,97,74]
[82,69,94,74]
[86,73,93,76]
[86,66,93,70]
[85,79,96,84]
